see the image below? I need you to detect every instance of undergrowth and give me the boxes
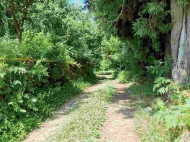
[133,83,190,142]
[117,70,132,83]
[0,76,96,142]
[129,81,155,96]
[0,29,99,142]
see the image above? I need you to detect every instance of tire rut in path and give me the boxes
[99,80,140,142]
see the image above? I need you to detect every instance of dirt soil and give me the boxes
[99,80,140,142]
[23,75,140,142]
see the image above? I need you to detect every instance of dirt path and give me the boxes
[99,81,140,142]
[23,75,140,142]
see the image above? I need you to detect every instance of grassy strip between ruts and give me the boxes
[48,86,116,142]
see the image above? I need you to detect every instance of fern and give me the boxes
[153,77,172,95]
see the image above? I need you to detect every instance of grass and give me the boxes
[49,86,116,142]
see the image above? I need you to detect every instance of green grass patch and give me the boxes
[53,87,116,142]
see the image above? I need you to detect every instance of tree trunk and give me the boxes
[171,0,190,83]
[17,30,22,43]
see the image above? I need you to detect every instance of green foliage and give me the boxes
[0,57,96,141]
[146,58,173,96]
[87,0,122,34]
[88,0,171,84]
[147,58,172,78]
[27,2,103,70]
[140,93,190,142]
[100,36,143,82]
[153,77,172,95]
[117,70,132,83]
[133,1,170,51]
[2,0,188,141]
[129,81,155,96]
[135,84,190,142]
[100,36,123,71]
[85,1,190,141]
[100,60,111,71]
[21,31,52,59]
[0,2,102,141]
[92,130,100,138]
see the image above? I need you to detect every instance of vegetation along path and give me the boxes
[24,75,140,142]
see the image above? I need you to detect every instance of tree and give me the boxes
[0,0,35,42]
[26,1,103,70]
[171,0,190,83]
[85,0,171,78]
[86,0,190,83]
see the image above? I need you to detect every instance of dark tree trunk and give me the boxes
[171,0,190,83]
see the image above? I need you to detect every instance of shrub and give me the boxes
[100,60,111,71]
[153,77,173,95]
[0,31,97,141]
[136,88,190,142]
[117,70,132,83]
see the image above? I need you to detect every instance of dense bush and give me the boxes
[0,30,99,141]
[117,71,132,83]
[0,1,102,141]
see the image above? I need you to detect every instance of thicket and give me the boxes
[0,1,103,141]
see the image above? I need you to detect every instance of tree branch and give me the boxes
[114,0,126,23]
